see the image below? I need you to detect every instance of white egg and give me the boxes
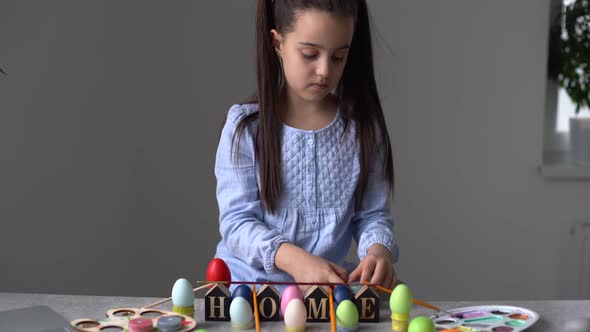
[171,278,195,307]
[284,298,306,329]
[230,296,253,330]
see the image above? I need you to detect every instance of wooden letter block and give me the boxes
[354,285,380,323]
[304,285,329,322]
[257,284,281,321]
[204,284,231,321]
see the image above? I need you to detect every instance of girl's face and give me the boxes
[272,10,354,103]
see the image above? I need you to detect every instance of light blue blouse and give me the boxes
[214,103,398,289]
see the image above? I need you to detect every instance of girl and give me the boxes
[214,0,399,291]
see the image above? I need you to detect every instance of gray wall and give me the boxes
[1,0,588,300]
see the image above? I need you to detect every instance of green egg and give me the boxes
[336,299,359,328]
[389,284,413,314]
[408,316,435,332]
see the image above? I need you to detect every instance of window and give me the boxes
[541,0,590,179]
[555,0,590,133]
[557,88,589,132]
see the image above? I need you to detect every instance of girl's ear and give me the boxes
[270,29,283,55]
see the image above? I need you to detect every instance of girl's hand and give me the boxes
[275,243,347,291]
[348,244,398,289]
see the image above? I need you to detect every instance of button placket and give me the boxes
[306,134,316,210]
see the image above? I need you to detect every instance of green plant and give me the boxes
[559,0,590,113]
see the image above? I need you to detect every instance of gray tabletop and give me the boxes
[1,293,589,331]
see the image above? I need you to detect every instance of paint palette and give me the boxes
[429,305,539,331]
[70,307,197,332]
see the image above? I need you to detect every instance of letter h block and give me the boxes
[204,284,231,321]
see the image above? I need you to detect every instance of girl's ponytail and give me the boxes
[255,0,283,213]
[232,0,283,213]
[340,0,394,205]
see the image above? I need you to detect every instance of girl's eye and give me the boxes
[302,53,345,62]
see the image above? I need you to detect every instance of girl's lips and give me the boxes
[310,83,328,89]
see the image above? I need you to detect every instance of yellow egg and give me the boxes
[284,298,306,331]
[336,299,359,328]
[408,316,435,332]
[389,284,413,314]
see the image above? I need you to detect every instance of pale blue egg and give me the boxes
[171,278,195,307]
[230,296,253,330]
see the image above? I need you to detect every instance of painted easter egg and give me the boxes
[408,316,435,332]
[280,285,303,316]
[232,284,253,309]
[171,278,195,307]
[206,258,231,288]
[333,285,353,304]
[336,299,359,328]
[283,298,306,332]
[389,284,413,314]
[229,296,253,330]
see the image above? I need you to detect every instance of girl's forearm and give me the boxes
[275,242,307,274]
[366,243,393,262]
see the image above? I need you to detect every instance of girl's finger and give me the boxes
[382,272,393,291]
[323,272,345,293]
[389,277,396,289]
[348,266,361,282]
[360,260,376,284]
[370,261,385,286]
[383,262,394,287]
[330,263,348,281]
[328,273,345,284]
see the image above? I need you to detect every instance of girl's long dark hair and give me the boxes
[232,0,394,213]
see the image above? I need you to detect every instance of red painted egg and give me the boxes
[206,258,231,288]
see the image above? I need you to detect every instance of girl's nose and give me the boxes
[315,57,331,78]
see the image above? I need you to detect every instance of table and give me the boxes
[1,293,589,331]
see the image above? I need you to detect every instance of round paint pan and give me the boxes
[429,305,539,332]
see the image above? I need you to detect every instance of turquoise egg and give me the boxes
[171,278,195,307]
[336,299,359,328]
[229,296,253,330]
[408,316,435,332]
[389,284,412,314]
